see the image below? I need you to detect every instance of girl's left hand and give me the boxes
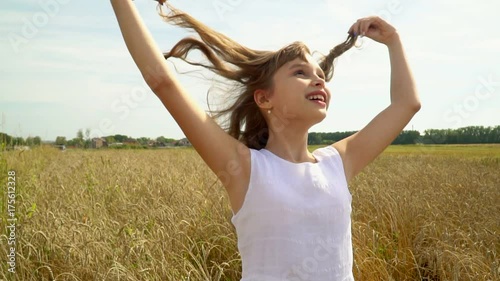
[348,16,398,46]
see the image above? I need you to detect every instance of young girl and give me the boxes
[111,1,421,280]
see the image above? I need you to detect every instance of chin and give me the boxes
[309,111,327,126]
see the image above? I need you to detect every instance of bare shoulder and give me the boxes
[332,139,353,182]
[221,144,251,215]
[154,80,251,213]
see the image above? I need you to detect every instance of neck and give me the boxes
[264,124,315,163]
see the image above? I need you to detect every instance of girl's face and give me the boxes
[267,54,331,127]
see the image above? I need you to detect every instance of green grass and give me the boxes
[309,144,500,157]
[384,144,500,157]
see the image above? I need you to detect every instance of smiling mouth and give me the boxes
[308,99,327,108]
[305,91,328,108]
[306,95,326,103]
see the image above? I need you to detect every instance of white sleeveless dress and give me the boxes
[231,146,354,281]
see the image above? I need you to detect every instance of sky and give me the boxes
[1,0,499,141]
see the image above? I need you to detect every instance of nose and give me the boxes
[312,77,325,88]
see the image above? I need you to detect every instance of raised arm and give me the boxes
[333,16,421,182]
[110,1,250,193]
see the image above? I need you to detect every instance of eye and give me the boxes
[294,69,306,76]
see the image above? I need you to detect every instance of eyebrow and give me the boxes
[288,63,309,70]
[288,63,325,78]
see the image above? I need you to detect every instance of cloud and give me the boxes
[1,0,499,140]
[323,0,357,25]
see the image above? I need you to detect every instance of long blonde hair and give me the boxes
[158,2,356,149]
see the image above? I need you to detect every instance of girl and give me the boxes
[111,0,421,280]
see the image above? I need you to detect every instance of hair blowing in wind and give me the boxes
[156,1,357,149]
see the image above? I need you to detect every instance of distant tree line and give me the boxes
[420,126,500,144]
[0,129,179,150]
[63,129,181,149]
[0,133,42,147]
[2,125,499,150]
[60,129,179,149]
[307,125,500,145]
[307,130,422,145]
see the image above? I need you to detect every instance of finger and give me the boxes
[356,19,364,36]
[361,19,371,36]
[360,19,372,36]
[349,22,359,36]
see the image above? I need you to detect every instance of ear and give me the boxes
[254,89,272,111]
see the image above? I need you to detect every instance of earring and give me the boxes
[267,109,271,114]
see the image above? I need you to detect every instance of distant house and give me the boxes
[147,140,158,147]
[91,138,108,149]
[14,146,31,151]
[164,142,175,147]
[123,138,139,146]
[108,142,123,147]
[177,138,191,147]
[49,144,65,151]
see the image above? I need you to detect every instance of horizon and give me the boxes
[1,1,499,140]
[2,124,499,143]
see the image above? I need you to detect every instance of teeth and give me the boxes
[307,95,325,101]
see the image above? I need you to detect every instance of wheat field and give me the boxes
[1,145,499,280]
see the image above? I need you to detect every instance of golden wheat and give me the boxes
[1,145,498,280]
